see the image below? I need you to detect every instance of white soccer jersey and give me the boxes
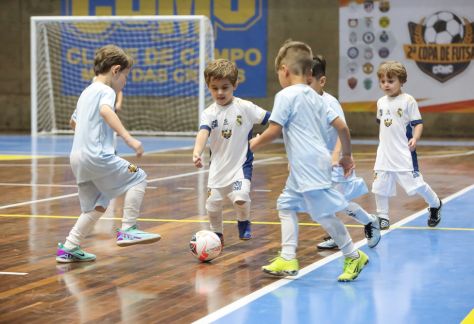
[374,93,422,172]
[200,97,270,188]
[322,92,346,153]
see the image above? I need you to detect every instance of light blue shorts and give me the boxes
[331,167,369,201]
[277,186,348,220]
[77,161,146,213]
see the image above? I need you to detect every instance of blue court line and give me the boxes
[195,185,474,324]
[0,135,194,156]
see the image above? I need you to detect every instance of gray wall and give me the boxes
[1,0,473,137]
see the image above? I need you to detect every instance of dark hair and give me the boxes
[312,55,326,78]
[94,44,133,76]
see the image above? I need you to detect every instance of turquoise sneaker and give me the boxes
[56,243,96,263]
[116,225,161,247]
[262,255,299,277]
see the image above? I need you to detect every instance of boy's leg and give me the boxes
[345,202,381,248]
[372,171,396,230]
[117,180,161,246]
[57,182,106,263]
[206,188,225,244]
[375,194,390,230]
[261,210,299,276]
[229,179,252,240]
[399,172,442,227]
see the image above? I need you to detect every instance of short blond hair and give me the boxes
[94,44,133,75]
[377,60,407,84]
[274,39,313,76]
[204,59,238,86]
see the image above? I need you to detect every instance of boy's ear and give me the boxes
[233,80,239,90]
[319,76,327,87]
[111,65,121,75]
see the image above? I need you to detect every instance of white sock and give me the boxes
[279,210,298,260]
[234,201,250,221]
[415,184,440,208]
[316,215,356,257]
[121,180,147,230]
[65,210,103,248]
[375,194,390,220]
[345,202,376,225]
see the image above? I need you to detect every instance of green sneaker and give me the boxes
[338,250,369,282]
[116,225,161,247]
[262,255,299,277]
[56,243,96,263]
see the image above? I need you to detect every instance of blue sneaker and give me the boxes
[237,220,251,240]
[117,225,161,247]
[56,243,96,263]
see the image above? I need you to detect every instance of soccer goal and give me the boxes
[30,15,214,136]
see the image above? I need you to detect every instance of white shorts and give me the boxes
[77,165,146,212]
[371,170,426,197]
[207,179,251,204]
[331,167,369,201]
[277,186,348,219]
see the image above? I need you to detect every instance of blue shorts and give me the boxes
[77,160,146,212]
[331,167,368,201]
[277,186,348,219]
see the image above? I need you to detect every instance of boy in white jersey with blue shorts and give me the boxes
[56,45,161,263]
[193,59,270,245]
[250,40,368,282]
[310,55,380,250]
[373,61,442,229]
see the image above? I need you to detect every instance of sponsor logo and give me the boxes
[348,18,359,28]
[364,0,374,13]
[363,62,374,74]
[404,11,474,82]
[379,30,389,43]
[364,47,374,59]
[379,0,390,13]
[379,47,390,58]
[379,16,390,28]
[128,164,139,173]
[349,31,358,44]
[364,78,373,89]
[211,120,218,129]
[363,31,375,44]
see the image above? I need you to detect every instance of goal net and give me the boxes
[31,15,214,136]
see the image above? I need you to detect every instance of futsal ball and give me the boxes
[424,11,464,44]
[189,230,222,262]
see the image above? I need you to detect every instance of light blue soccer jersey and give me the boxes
[322,92,345,153]
[270,84,338,192]
[70,82,122,183]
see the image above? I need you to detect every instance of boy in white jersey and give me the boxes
[373,61,442,229]
[250,40,368,282]
[193,59,270,245]
[56,45,161,263]
[310,55,380,250]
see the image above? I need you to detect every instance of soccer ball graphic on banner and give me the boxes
[190,230,223,262]
[424,11,465,44]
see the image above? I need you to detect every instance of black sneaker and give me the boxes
[379,217,390,230]
[215,232,224,247]
[428,199,442,227]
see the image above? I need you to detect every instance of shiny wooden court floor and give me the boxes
[0,142,473,323]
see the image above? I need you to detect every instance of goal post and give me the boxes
[30,15,214,136]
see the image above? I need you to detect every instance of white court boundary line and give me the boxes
[0,272,28,276]
[0,157,281,211]
[193,184,474,324]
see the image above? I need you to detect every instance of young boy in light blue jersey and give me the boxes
[250,40,369,282]
[310,55,380,250]
[56,45,161,263]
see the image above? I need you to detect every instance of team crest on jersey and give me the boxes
[384,118,393,127]
[236,115,243,126]
[222,129,232,139]
[397,108,403,117]
[128,164,139,173]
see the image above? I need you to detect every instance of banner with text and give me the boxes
[339,0,474,112]
[61,0,267,98]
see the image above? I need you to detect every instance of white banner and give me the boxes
[339,0,474,112]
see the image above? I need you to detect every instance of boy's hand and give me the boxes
[193,154,203,168]
[249,133,260,151]
[127,137,143,157]
[339,155,355,177]
[408,138,417,151]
